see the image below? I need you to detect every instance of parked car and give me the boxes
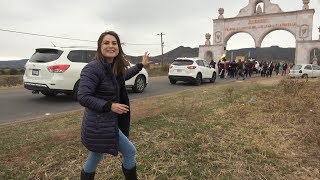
[23,46,148,100]
[168,57,216,85]
[288,64,320,78]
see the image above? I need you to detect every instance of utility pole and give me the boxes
[157,32,165,66]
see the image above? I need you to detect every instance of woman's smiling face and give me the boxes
[101,34,119,63]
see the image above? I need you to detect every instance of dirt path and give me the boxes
[236,75,287,86]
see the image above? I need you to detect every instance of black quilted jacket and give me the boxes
[78,59,142,155]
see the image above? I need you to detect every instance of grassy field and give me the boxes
[0,77,319,179]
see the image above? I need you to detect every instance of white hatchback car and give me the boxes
[168,57,216,85]
[23,46,148,100]
[289,64,320,78]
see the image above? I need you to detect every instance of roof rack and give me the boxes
[60,45,97,48]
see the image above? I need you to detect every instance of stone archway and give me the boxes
[258,29,296,48]
[224,31,256,47]
[199,0,319,64]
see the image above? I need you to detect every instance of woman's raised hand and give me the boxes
[142,52,152,66]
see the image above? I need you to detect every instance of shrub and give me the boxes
[9,68,18,75]
[161,64,170,72]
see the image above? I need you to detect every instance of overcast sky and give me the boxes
[0,0,319,60]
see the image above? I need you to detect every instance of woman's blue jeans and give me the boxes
[83,130,136,173]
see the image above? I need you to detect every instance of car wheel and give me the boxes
[195,73,202,86]
[301,74,308,78]
[72,81,79,101]
[169,78,176,84]
[40,91,57,97]
[132,75,146,93]
[210,72,216,83]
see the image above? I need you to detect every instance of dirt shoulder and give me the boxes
[236,75,287,86]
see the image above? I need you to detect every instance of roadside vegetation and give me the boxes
[0,68,24,88]
[0,68,25,76]
[0,66,168,88]
[0,77,319,179]
[146,64,170,77]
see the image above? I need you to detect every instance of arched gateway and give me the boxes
[199,0,320,65]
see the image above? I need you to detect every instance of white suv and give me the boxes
[168,57,216,85]
[23,46,148,100]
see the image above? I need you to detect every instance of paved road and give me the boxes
[0,76,236,124]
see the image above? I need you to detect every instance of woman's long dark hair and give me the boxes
[95,31,129,76]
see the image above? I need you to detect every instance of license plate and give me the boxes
[177,69,182,72]
[32,69,39,76]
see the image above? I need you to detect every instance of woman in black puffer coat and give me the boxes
[78,31,150,180]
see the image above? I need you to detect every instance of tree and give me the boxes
[9,68,18,75]
[19,68,25,75]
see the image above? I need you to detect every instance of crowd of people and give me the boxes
[210,58,293,80]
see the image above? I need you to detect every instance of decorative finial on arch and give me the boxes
[205,33,211,45]
[218,8,224,19]
[302,0,310,10]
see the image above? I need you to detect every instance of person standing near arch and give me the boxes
[210,59,216,68]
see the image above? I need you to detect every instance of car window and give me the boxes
[196,60,205,67]
[67,50,87,63]
[203,60,210,67]
[313,65,320,70]
[86,50,96,62]
[292,65,302,70]
[304,65,312,70]
[29,49,63,63]
[172,60,193,66]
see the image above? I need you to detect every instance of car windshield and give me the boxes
[292,65,302,70]
[172,60,193,66]
[29,49,63,63]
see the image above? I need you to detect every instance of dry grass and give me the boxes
[0,75,23,88]
[0,76,319,179]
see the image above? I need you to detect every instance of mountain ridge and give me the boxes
[127,45,296,64]
[0,46,299,68]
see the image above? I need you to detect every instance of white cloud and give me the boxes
[0,0,319,60]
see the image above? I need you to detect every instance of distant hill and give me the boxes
[127,45,296,64]
[227,46,295,63]
[1,46,298,68]
[0,59,28,68]
[127,46,199,64]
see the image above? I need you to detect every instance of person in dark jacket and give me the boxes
[78,31,151,180]
[209,59,216,68]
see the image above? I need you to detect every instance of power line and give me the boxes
[0,28,159,46]
[123,42,158,46]
[0,28,96,42]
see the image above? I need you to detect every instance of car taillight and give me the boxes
[187,66,196,69]
[47,65,70,73]
[170,65,173,69]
